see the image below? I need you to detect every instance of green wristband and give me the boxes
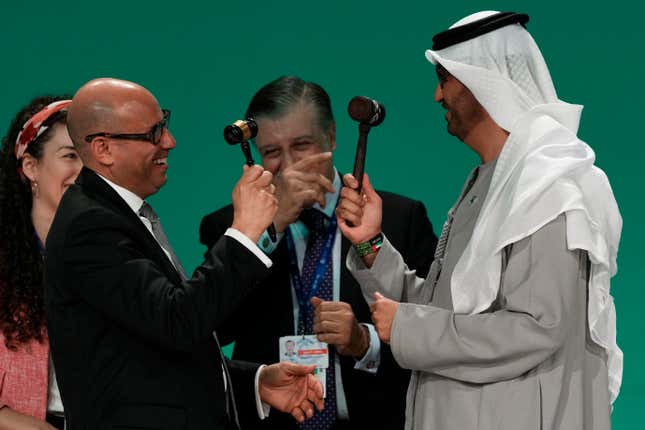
[353,233,384,257]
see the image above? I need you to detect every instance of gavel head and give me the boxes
[348,96,386,126]
[223,118,258,144]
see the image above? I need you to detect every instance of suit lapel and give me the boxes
[77,168,183,285]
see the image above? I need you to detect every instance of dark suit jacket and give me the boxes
[45,167,270,430]
[200,191,437,429]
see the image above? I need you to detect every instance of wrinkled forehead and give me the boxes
[114,99,163,127]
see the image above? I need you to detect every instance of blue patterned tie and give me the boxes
[297,209,337,430]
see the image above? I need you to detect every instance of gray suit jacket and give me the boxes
[347,159,611,430]
[349,216,611,429]
[347,163,610,430]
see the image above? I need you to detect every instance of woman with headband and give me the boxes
[0,96,82,429]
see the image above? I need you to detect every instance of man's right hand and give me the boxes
[273,152,335,232]
[336,173,383,267]
[232,165,278,243]
[311,296,369,358]
[336,173,383,244]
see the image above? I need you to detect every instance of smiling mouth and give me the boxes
[153,158,168,166]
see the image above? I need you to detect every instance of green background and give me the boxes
[1,0,642,427]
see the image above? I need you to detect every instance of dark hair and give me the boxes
[0,95,70,349]
[245,76,334,131]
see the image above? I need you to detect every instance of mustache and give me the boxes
[153,151,169,159]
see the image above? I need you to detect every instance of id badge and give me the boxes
[279,335,329,397]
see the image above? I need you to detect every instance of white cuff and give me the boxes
[353,323,380,374]
[225,228,273,268]
[254,365,272,419]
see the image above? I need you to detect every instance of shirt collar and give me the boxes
[96,173,145,215]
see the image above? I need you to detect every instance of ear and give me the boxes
[90,137,115,166]
[21,154,39,183]
[327,122,337,152]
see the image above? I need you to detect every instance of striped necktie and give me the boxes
[138,202,187,279]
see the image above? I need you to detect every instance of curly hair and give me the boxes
[0,95,71,350]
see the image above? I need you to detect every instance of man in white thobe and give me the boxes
[335,10,622,430]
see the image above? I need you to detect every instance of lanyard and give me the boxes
[285,212,338,335]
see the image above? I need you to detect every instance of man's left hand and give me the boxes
[370,292,399,344]
[311,297,369,358]
[259,362,324,423]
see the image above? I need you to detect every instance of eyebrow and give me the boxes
[56,145,77,152]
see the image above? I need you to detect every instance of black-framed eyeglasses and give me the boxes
[84,109,171,145]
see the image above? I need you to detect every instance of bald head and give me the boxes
[67,78,160,160]
[66,78,176,199]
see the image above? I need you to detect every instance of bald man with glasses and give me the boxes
[45,78,323,430]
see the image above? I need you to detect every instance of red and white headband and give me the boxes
[14,100,72,160]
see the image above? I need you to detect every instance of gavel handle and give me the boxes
[352,124,371,194]
[347,123,371,227]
